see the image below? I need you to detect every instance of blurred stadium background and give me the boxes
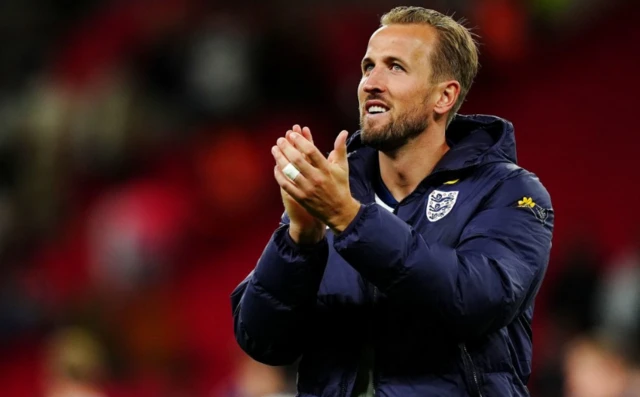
[0,0,639,396]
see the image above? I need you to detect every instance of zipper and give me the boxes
[372,285,378,396]
[373,357,379,396]
[339,370,349,397]
[343,283,378,397]
[460,344,484,397]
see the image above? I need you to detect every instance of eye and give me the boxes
[362,63,374,73]
[391,63,404,72]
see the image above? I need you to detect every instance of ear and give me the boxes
[433,80,461,118]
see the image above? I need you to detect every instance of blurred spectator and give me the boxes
[532,237,604,396]
[563,336,631,397]
[562,244,640,396]
[596,241,640,364]
[43,327,107,397]
[582,239,640,396]
[212,353,295,397]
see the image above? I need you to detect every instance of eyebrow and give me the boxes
[361,57,373,69]
[361,55,408,69]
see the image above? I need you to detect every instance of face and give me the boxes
[358,24,439,152]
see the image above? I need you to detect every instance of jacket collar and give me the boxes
[346,114,517,197]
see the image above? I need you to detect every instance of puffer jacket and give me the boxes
[231,114,554,396]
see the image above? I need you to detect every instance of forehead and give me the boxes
[365,24,438,63]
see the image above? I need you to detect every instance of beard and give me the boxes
[359,100,429,153]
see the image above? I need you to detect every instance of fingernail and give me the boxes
[277,138,285,146]
[271,146,277,155]
[290,132,298,140]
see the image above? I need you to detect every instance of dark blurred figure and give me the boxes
[533,237,604,397]
[535,235,640,397]
[567,237,640,397]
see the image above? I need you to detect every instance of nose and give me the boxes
[361,67,386,94]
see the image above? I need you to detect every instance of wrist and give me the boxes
[329,199,361,234]
[289,222,326,245]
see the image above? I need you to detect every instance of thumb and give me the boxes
[328,130,349,165]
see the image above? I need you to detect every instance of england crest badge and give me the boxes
[426,190,459,222]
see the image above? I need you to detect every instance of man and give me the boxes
[231,6,553,397]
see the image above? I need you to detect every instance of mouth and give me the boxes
[365,100,390,116]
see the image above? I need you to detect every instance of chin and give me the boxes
[360,127,383,143]
[361,118,388,136]
[360,129,398,152]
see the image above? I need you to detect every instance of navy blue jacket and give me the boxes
[231,115,554,396]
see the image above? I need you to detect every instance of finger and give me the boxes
[287,126,313,144]
[334,130,348,159]
[289,125,313,144]
[284,128,313,161]
[277,137,324,178]
[274,165,306,201]
[288,132,328,169]
[285,129,306,148]
[328,130,349,164]
[301,126,314,144]
[272,145,314,190]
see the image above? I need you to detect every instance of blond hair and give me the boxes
[381,6,479,126]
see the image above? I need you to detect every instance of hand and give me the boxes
[278,125,325,244]
[272,127,361,234]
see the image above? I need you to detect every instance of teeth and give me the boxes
[368,105,388,114]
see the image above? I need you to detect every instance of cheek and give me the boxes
[407,86,433,109]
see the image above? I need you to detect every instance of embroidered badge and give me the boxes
[426,190,459,222]
[517,196,549,223]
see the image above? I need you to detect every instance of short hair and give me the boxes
[380,6,479,126]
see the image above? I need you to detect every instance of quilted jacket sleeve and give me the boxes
[333,172,553,340]
[231,214,329,365]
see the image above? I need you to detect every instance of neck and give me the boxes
[378,124,449,202]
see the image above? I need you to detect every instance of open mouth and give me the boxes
[365,99,390,116]
[367,105,389,115]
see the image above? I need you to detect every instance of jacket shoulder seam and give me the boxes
[473,164,527,210]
